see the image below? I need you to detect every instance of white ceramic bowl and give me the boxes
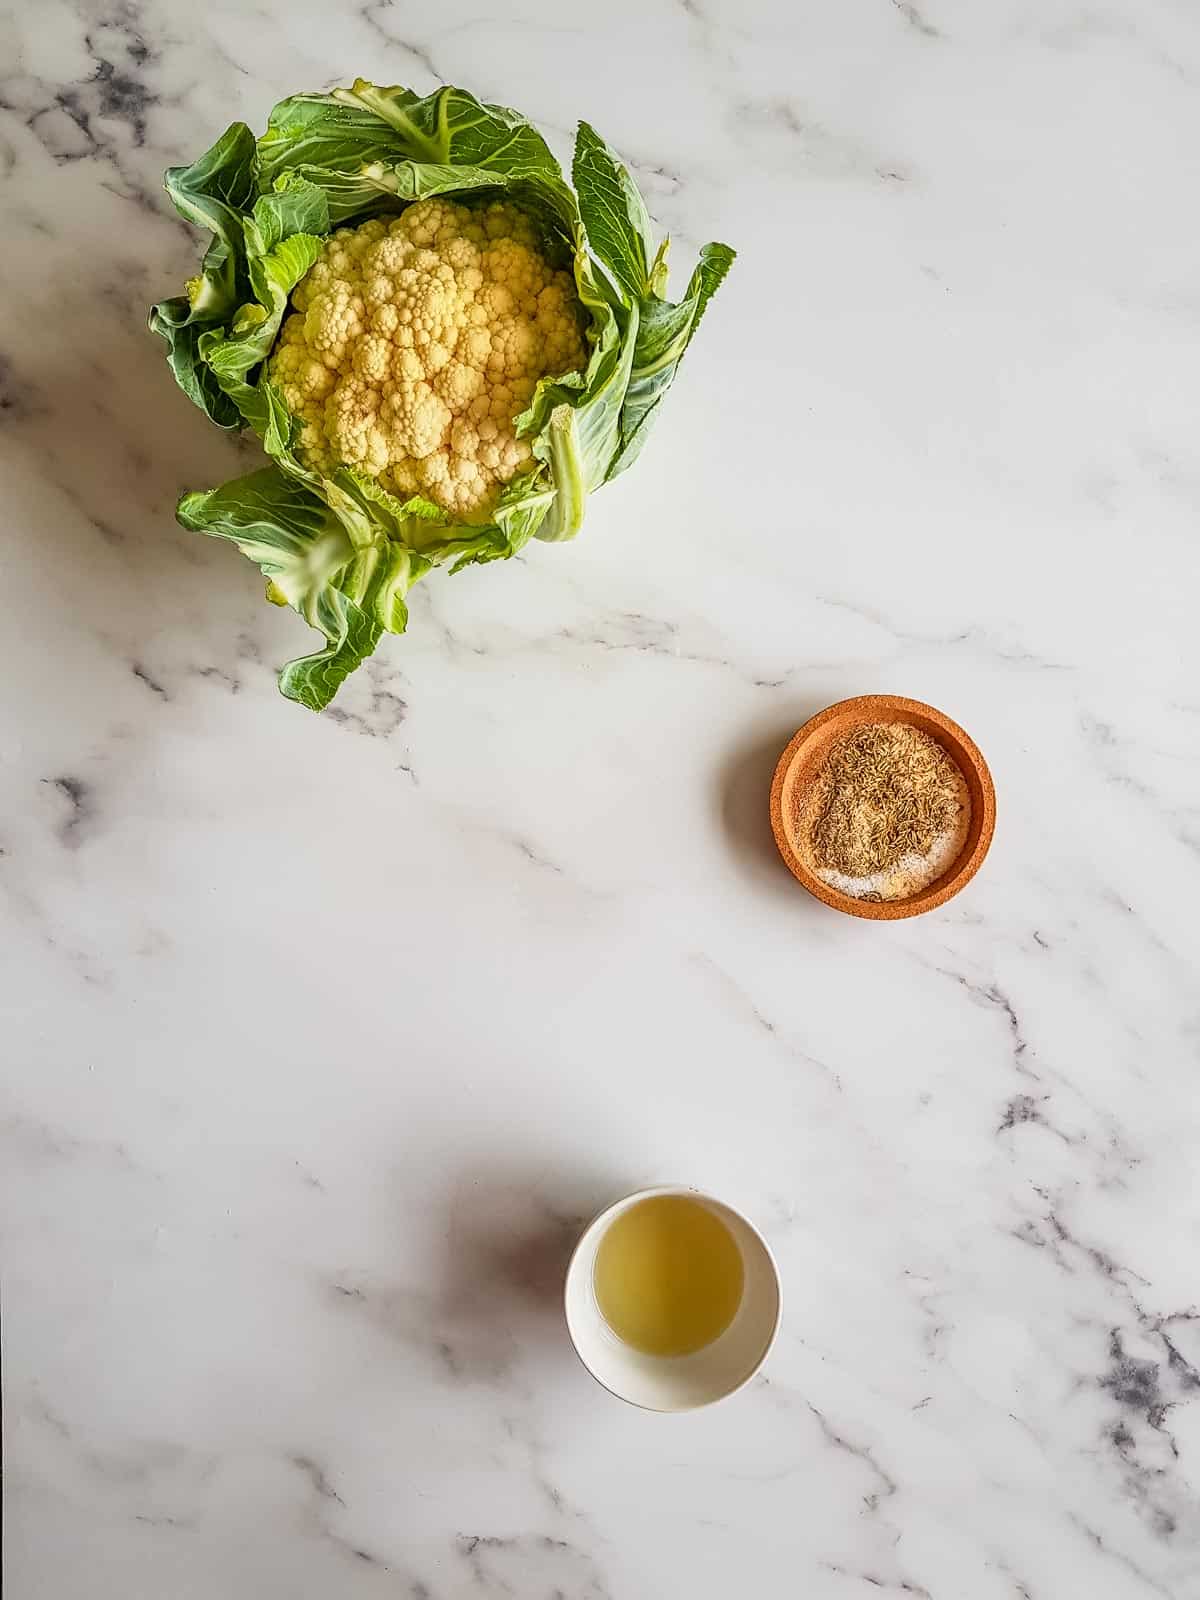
[564,1185,782,1412]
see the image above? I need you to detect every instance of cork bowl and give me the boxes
[769,695,996,921]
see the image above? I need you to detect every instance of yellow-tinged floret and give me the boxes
[268,196,587,521]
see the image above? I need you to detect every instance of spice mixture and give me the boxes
[797,722,971,902]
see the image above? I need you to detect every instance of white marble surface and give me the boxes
[3,0,1200,1594]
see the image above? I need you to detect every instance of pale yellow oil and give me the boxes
[593,1195,745,1357]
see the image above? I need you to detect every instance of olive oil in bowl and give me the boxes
[592,1193,745,1357]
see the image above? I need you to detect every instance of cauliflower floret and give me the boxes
[324,375,390,475]
[482,240,547,312]
[380,458,422,498]
[353,334,393,383]
[485,316,540,380]
[303,280,365,369]
[434,359,485,413]
[381,380,452,461]
[268,195,587,521]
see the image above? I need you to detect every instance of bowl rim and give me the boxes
[769,694,996,921]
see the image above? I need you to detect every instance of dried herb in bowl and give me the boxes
[798,722,970,902]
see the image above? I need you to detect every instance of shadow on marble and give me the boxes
[3,249,271,718]
[436,1166,623,1377]
[716,708,836,908]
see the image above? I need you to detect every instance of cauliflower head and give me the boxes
[269,197,587,522]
